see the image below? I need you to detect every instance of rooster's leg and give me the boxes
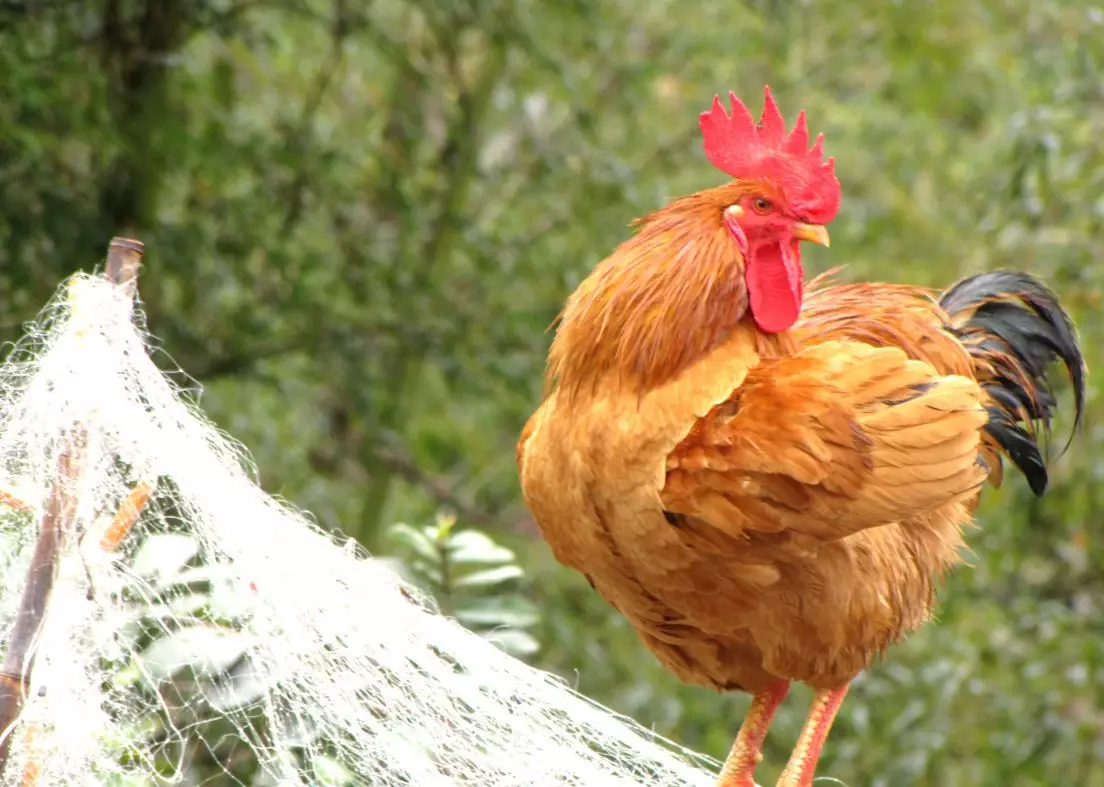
[775,684,850,787]
[715,679,790,787]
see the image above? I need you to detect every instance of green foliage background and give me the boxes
[1,1,1103,785]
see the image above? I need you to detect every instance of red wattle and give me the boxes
[746,243,803,333]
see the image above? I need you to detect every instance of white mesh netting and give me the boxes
[0,272,721,786]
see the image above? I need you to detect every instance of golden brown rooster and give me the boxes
[516,86,1086,786]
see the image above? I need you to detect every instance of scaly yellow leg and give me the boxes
[716,679,790,787]
[775,684,850,787]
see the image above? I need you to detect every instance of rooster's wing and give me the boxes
[662,340,990,544]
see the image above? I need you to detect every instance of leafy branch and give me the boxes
[386,513,540,658]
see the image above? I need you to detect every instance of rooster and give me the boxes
[516,86,1086,787]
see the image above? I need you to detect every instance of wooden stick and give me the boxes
[99,479,156,553]
[0,452,76,771]
[105,237,144,300]
[0,236,144,779]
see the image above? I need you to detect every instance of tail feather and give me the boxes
[939,270,1086,496]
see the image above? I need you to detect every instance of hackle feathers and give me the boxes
[546,190,765,402]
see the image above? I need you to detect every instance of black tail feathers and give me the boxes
[940,270,1086,496]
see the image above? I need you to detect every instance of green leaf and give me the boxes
[455,596,541,630]
[446,529,517,565]
[110,660,142,690]
[403,556,445,587]
[172,563,237,588]
[312,754,357,786]
[167,592,211,617]
[128,533,199,587]
[386,521,440,564]
[101,772,157,787]
[481,628,540,657]
[208,578,256,621]
[206,658,272,712]
[452,564,524,589]
[137,626,253,682]
[432,511,458,542]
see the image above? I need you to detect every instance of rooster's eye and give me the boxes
[751,198,773,214]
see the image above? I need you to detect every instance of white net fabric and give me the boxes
[0,273,720,786]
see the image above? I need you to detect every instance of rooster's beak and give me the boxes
[792,223,831,248]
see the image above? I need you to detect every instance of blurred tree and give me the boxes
[1,0,1103,784]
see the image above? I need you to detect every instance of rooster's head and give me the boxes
[545,87,843,400]
[699,86,841,334]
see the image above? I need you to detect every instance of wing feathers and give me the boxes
[662,340,988,544]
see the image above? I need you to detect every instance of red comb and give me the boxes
[699,86,840,223]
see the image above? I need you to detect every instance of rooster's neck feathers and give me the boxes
[546,189,789,401]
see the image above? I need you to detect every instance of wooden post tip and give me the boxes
[109,237,145,254]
